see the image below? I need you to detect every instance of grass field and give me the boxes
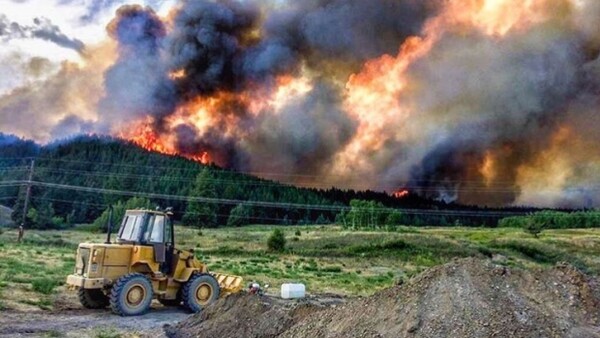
[0,225,599,311]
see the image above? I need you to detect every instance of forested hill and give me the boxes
[0,134,539,228]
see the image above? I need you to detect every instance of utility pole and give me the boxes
[21,159,35,227]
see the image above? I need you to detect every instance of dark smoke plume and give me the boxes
[0,14,85,52]
[53,0,600,207]
[98,5,176,131]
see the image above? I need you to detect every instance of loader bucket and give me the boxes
[211,272,243,296]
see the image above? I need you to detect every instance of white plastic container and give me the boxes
[281,283,306,299]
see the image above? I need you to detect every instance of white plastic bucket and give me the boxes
[281,283,306,299]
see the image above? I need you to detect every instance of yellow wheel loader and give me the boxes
[66,208,242,316]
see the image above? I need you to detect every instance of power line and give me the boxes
[32,157,542,186]
[32,167,593,193]
[29,180,534,217]
[29,196,304,223]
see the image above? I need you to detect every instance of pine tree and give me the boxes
[227,204,250,227]
[183,168,218,228]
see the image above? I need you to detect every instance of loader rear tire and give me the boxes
[110,273,153,316]
[78,288,109,309]
[182,273,220,313]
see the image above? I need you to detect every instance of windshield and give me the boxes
[143,215,165,243]
[119,215,144,242]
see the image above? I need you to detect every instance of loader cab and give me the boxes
[117,210,175,274]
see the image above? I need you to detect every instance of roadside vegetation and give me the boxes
[499,211,600,229]
[0,224,599,312]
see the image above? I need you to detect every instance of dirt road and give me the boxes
[0,305,190,338]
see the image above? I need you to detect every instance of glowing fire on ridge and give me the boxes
[121,75,313,165]
[122,118,210,164]
[393,189,410,199]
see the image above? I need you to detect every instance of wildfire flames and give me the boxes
[9,0,594,207]
[123,119,210,164]
[393,190,410,199]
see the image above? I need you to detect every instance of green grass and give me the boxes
[0,225,598,300]
[43,331,64,338]
[31,278,60,294]
[93,328,122,338]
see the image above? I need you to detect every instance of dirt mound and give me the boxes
[168,258,600,338]
[164,292,324,338]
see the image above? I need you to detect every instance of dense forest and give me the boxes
[0,133,575,229]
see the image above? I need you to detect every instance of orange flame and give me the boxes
[393,189,410,198]
[121,117,210,163]
[332,0,560,179]
[120,75,313,165]
[122,0,564,180]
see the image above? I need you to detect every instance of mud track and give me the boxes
[0,305,190,337]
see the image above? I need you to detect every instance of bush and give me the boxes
[267,229,286,252]
[386,210,403,229]
[294,229,301,236]
[525,218,545,238]
[227,204,251,227]
[31,278,59,294]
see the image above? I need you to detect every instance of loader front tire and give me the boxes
[78,288,109,309]
[110,273,153,316]
[182,274,220,313]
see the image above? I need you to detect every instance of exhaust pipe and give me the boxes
[105,205,113,244]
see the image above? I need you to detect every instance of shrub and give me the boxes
[267,229,286,252]
[294,229,302,237]
[227,204,251,227]
[386,211,403,229]
[31,278,59,294]
[322,266,342,273]
[525,218,545,238]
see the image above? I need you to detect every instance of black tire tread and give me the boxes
[181,273,220,313]
[78,288,109,309]
[109,273,153,316]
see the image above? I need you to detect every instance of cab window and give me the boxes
[149,215,164,242]
[164,217,172,245]
[119,215,143,241]
[143,215,165,243]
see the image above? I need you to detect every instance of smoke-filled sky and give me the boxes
[0,0,599,208]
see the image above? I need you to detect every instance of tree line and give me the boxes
[0,134,591,229]
[499,211,600,229]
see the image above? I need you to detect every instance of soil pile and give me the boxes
[167,258,600,338]
[164,292,324,338]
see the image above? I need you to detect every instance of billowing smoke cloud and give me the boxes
[0,14,85,52]
[0,43,114,141]
[97,5,176,131]
[4,0,600,208]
